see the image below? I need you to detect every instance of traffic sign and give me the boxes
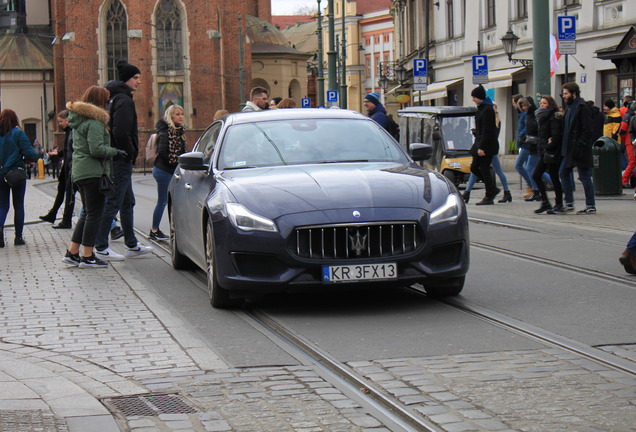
[413,83,428,91]
[472,55,489,85]
[301,98,311,108]
[327,90,338,102]
[558,16,577,54]
[413,59,427,77]
[558,16,576,40]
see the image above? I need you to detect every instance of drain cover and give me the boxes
[103,394,199,417]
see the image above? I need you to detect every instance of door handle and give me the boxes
[185,183,192,190]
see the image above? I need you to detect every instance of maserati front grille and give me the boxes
[291,222,422,260]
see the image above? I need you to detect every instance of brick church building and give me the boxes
[51,0,272,154]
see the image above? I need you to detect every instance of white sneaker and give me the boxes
[125,242,153,258]
[95,247,125,261]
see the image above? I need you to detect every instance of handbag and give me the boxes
[3,167,27,187]
[98,160,116,197]
[525,135,540,148]
[543,152,558,165]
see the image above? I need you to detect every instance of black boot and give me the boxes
[462,190,470,203]
[534,200,552,214]
[525,190,541,202]
[475,196,494,205]
[39,213,56,223]
[498,190,512,203]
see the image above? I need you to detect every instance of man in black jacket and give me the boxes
[470,85,500,205]
[95,61,152,260]
[558,82,595,214]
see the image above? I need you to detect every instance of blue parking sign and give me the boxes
[327,90,338,102]
[472,55,489,84]
[301,98,311,108]
[413,59,427,77]
[558,16,576,40]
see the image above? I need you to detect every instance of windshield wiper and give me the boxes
[319,159,369,164]
[223,165,258,170]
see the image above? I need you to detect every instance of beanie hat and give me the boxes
[604,98,615,109]
[117,60,141,83]
[471,85,486,100]
[364,92,381,106]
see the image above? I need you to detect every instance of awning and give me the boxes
[384,84,403,96]
[415,78,463,101]
[483,66,526,89]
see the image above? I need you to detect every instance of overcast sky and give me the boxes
[271,0,327,15]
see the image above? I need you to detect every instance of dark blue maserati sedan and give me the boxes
[167,109,469,308]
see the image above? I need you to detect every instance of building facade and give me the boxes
[50,0,271,155]
[392,0,635,151]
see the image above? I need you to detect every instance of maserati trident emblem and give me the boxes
[353,210,361,218]
[349,230,367,256]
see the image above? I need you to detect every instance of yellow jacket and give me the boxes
[604,107,622,140]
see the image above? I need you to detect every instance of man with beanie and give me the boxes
[470,85,500,205]
[363,92,389,131]
[95,60,152,261]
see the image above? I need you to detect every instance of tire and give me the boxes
[205,227,241,308]
[424,276,465,298]
[169,205,191,270]
[443,169,457,185]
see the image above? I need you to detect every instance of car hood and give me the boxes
[220,163,444,219]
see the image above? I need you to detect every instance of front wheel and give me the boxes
[206,227,241,308]
[424,276,465,298]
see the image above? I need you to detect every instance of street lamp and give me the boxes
[501,29,533,68]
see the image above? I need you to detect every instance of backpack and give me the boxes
[145,133,158,164]
[386,114,400,141]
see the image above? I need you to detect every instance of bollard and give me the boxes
[37,158,45,179]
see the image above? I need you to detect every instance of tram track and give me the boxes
[147,221,636,431]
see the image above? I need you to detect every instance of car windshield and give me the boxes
[439,115,475,151]
[218,118,409,170]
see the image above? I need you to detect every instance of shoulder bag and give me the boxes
[98,159,116,197]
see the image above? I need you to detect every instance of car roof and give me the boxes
[225,108,369,125]
[398,106,477,116]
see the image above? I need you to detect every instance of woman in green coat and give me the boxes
[62,86,122,268]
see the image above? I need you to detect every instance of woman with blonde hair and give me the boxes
[149,104,187,240]
[62,85,120,267]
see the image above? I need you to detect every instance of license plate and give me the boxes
[322,263,397,283]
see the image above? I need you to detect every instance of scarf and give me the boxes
[168,126,185,165]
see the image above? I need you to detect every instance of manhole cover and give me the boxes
[103,394,198,417]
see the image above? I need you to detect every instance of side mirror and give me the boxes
[432,131,441,141]
[178,151,207,171]
[409,143,433,161]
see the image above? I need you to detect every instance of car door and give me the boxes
[178,122,223,265]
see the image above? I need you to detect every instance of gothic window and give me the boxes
[156,0,183,73]
[105,0,128,81]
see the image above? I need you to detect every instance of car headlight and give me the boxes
[430,194,460,225]
[226,203,278,232]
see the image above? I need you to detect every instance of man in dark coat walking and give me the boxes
[470,85,500,205]
[94,60,153,260]
[557,82,596,214]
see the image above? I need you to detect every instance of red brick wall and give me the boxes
[52,0,262,163]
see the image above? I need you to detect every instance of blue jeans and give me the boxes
[95,160,138,250]
[0,179,27,237]
[515,147,533,188]
[559,159,595,207]
[627,231,636,255]
[466,155,508,191]
[152,166,172,230]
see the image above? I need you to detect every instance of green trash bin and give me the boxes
[592,136,622,195]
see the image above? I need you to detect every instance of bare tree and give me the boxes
[292,5,318,15]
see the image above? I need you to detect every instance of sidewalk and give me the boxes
[1,174,634,431]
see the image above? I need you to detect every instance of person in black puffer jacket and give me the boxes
[149,104,187,241]
[532,96,564,214]
[520,97,552,202]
